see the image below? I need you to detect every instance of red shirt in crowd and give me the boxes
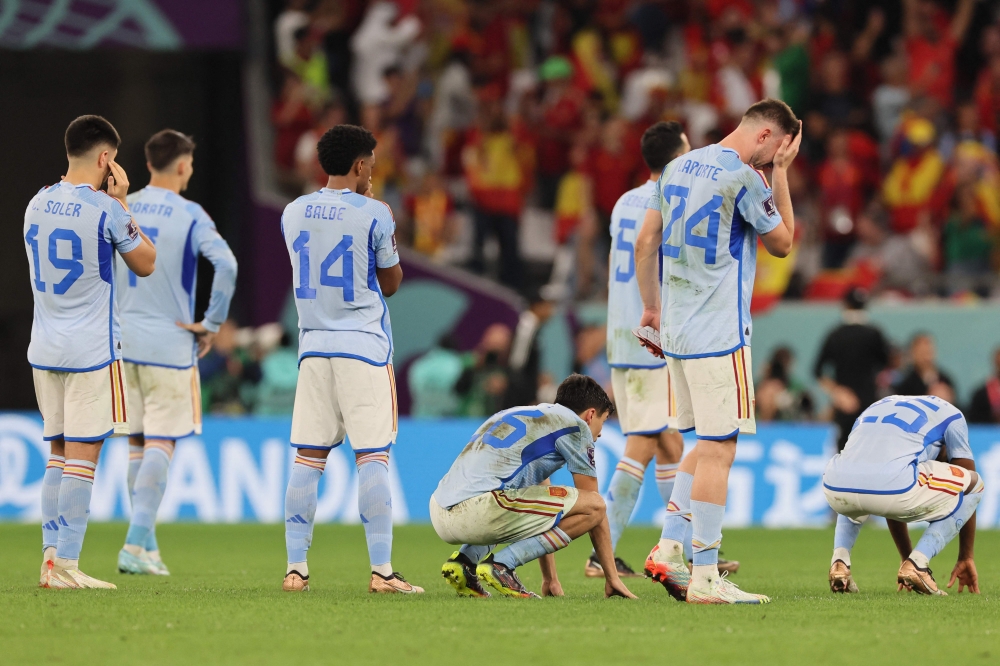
[907,33,957,108]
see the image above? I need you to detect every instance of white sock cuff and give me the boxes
[832,547,851,567]
[615,456,645,481]
[287,561,309,577]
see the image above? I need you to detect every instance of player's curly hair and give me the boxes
[555,374,615,417]
[641,121,686,174]
[317,124,378,177]
[65,115,120,157]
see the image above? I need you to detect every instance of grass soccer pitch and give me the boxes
[1,524,998,665]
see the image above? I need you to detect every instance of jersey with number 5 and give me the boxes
[607,180,665,368]
[24,182,141,372]
[823,395,973,494]
[647,144,781,358]
[432,403,596,509]
[282,187,398,366]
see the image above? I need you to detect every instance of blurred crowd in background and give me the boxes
[243,0,1000,425]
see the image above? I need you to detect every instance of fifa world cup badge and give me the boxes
[762,196,776,217]
[127,219,140,240]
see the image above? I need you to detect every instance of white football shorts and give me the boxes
[291,356,397,452]
[611,365,678,435]
[824,460,975,524]
[430,484,579,546]
[124,362,202,440]
[33,360,130,442]
[666,346,755,440]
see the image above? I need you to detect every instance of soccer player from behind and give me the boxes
[115,130,238,576]
[634,99,802,604]
[592,121,689,579]
[824,395,983,596]
[432,374,637,599]
[29,115,156,589]
[280,124,422,594]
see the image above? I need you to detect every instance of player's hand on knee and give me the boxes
[948,558,979,594]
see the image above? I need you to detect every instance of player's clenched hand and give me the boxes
[541,579,564,597]
[948,558,979,594]
[177,321,217,358]
[605,578,637,599]
[106,160,130,202]
[772,120,803,170]
[639,309,659,331]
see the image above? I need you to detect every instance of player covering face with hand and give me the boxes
[30,115,157,589]
[430,374,637,599]
[634,99,802,604]
[824,395,984,596]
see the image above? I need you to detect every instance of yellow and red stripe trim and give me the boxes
[491,490,564,517]
[615,458,645,482]
[108,360,127,424]
[295,455,327,471]
[356,451,390,468]
[63,462,96,482]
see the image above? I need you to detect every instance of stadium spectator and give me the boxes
[536,56,585,209]
[943,183,995,296]
[401,162,458,258]
[817,128,866,268]
[506,296,556,408]
[455,324,512,418]
[349,1,421,106]
[756,347,814,422]
[294,98,348,193]
[881,116,947,235]
[814,288,890,451]
[903,0,976,108]
[893,332,956,398]
[408,335,466,418]
[199,320,262,415]
[967,347,1000,424]
[872,53,911,147]
[463,89,527,289]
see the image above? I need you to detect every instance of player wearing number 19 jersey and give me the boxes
[635,99,801,604]
[115,130,238,576]
[280,124,421,594]
[28,115,156,589]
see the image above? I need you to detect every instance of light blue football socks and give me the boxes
[124,443,172,551]
[285,454,325,570]
[832,514,864,566]
[56,459,97,562]
[606,456,645,550]
[41,455,64,551]
[356,451,393,576]
[494,526,571,569]
[459,544,493,564]
[690,500,726,567]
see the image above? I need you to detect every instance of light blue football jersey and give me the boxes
[823,395,973,495]
[432,403,596,509]
[607,179,665,369]
[647,145,781,358]
[25,182,141,371]
[117,186,238,368]
[282,188,399,366]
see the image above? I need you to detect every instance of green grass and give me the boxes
[1,524,997,665]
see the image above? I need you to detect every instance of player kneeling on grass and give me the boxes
[430,374,637,599]
[823,395,984,596]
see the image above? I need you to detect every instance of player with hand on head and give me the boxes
[824,395,984,596]
[592,121,689,579]
[431,374,637,600]
[115,130,238,576]
[30,115,157,589]
[634,99,801,604]
[280,124,421,594]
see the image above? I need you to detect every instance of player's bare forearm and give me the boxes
[886,519,912,561]
[635,208,662,323]
[376,264,403,296]
[538,553,562,596]
[122,231,157,277]
[588,516,619,584]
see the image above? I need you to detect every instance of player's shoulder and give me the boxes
[358,195,395,224]
[72,184,128,215]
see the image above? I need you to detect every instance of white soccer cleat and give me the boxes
[63,567,118,589]
[40,558,77,589]
[43,560,116,589]
[829,560,859,593]
[687,571,770,605]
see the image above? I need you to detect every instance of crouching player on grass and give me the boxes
[823,394,984,595]
[430,374,637,599]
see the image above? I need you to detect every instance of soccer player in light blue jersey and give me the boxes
[280,124,422,594]
[592,122,689,580]
[29,115,157,589]
[431,375,637,599]
[115,130,238,576]
[634,99,801,604]
[823,395,984,596]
